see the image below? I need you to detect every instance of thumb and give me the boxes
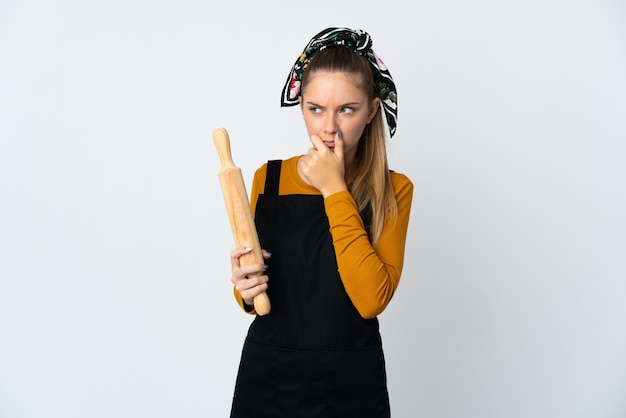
[334,129,344,160]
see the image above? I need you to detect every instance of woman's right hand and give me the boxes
[230,247,271,308]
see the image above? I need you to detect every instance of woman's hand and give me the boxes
[230,247,271,308]
[299,132,348,198]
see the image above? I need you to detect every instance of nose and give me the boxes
[323,114,339,136]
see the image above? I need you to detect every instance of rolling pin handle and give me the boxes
[213,128,236,170]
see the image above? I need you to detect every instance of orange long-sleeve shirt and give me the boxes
[234,156,413,318]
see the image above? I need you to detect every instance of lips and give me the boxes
[324,140,335,148]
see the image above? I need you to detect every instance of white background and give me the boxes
[1,1,625,417]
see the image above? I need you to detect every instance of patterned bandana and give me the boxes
[280,27,398,138]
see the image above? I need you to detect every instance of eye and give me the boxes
[340,107,355,114]
[308,106,322,114]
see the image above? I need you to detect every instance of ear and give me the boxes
[367,97,381,123]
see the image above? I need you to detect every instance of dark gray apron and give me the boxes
[231,160,390,418]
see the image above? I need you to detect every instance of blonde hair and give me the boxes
[302,47,397,246]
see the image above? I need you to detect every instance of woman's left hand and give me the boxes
[299,132,348,197]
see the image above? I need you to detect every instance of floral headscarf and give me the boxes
[280,27,398,138]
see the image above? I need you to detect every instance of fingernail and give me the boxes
[263,250,272,256]
[243,247,251,251]
[338,129,342,138]
[263,264,269,270]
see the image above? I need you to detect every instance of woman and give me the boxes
[228,27,413,417]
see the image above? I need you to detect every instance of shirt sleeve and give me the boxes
[324,173,414,318]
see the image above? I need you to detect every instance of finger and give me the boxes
[238,281,269,306]
[230,246,252,269]
[235,273,269,289]
[262,249,272,260]
[309,134,325,151]
[334,129,344,160]
[235,274,269,302]
[237,263,268,280]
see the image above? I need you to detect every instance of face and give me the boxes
[300,71,380,161]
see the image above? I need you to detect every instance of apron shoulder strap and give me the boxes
[264,160,282,196]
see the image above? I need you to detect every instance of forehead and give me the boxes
[302,71,368,102]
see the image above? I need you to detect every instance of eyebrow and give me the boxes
[304,100,362,108]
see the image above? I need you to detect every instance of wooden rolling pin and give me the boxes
[213,128,271,316]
